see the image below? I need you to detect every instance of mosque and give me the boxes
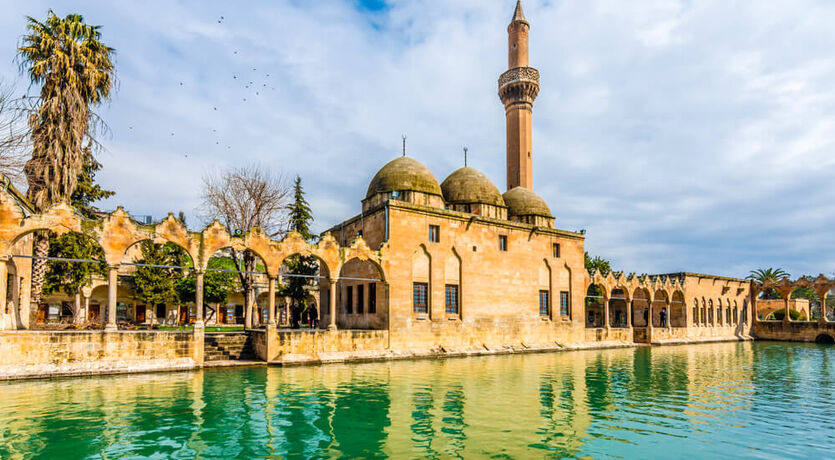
[323,0,755,349]
[0,2,782,372]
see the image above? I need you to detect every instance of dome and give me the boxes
[365,157,442,199]
[502,186,552,218]
[440,167,506,207]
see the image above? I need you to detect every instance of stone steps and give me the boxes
[204,332,255,361]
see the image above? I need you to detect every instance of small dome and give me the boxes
[365,157,442,199]
[440,167,506,207]
[502,186,552,218]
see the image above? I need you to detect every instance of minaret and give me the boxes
[499,0,539,190]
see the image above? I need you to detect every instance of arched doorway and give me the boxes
[670,291,686,327]
[652,290,669,328]
[632,288,650,328]
[585,284,605,328]
[333,258,385,330]
[279,252,331,329]
[609,288,628,328]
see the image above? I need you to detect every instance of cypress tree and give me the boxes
[281,176,319,327]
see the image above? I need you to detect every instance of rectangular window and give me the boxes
[429,225,440,243]
[156,304,166,320]
[346,286,353,314]
[539,290,550,316]
[499,235,508,252]
[560,291,570,316]
[445,284,459,315]
[413,282,428,314]
[553,243,560,258]
[357,284,364,314]
[368,283,376,313]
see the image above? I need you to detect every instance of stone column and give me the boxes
[666,299,672,332]
[328,278,337,331]
[194,270,204,327]
[0,258,7,326]
[783,296,791,324]
[105,265,119,332]
[815,288,829,325]
[83,293,90,322]
[603,297,610,331]
[268,276,276,326]
[626,299,633,328]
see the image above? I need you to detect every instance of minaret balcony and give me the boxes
[498,67,540,105]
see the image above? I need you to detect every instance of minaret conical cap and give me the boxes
[511,0,527,24]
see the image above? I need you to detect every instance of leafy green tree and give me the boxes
[747,268,789,299]
[70,148,114,218]
[131,242,190,310]
[176,257,237,306]
[18,10,115,304]
[43,231,107,322]
[584,252,612,274]
[280,176,318,327]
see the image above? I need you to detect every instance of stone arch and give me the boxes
[558,263,572,319]
[815,333,835,344]
[585,283,606,328]
[708,299,715,325]
[333,256,387,330]
[444,249,462,318]
[34,230,110,325]
[788,287,817,321]
[692,298,700,326]
[670,290,686,327]
[609,287,628,328]
[538,259,551,317]
[632,287,651,327]
[652,289,669,327]
[274,249,331,329]
[725,299,732,326]
[411,245,431,316]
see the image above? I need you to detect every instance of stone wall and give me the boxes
[753,320,835,342]
[649,325,752,344]
[262,329,389,364]
[0,330,197,379]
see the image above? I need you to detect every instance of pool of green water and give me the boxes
[1,341,833,458]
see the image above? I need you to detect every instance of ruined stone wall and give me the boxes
[0,330,197,379]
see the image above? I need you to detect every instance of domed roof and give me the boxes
[502,186,552,218]
[365,157,442,199]
[440,167,506,207]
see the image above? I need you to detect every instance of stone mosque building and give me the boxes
[323,0,755,349]
[9,1,816,369]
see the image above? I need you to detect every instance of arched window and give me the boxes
[693,298,699,325]
[701,299,707,327]
[734,301,739,324]
[708,299,714,325]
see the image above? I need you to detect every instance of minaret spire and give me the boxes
[511,0,527,24]
[499,0,539,190]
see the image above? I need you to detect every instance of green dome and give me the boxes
[502,186,552,218]
[365,157,442,199]
[441,167,506,207]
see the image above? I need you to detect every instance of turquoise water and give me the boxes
[1,342,834,458]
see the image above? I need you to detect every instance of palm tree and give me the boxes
[747,267,789,300]
[18,10,114,305]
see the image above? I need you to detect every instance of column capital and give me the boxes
[329,277,338,286]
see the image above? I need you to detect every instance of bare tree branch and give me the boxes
[199,163,291,327]
[0,81,30,187]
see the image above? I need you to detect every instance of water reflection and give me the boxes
[2,342,835,458]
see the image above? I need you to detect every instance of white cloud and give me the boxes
[1,0,835,278]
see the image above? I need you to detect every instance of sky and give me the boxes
[1,0,834,279]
